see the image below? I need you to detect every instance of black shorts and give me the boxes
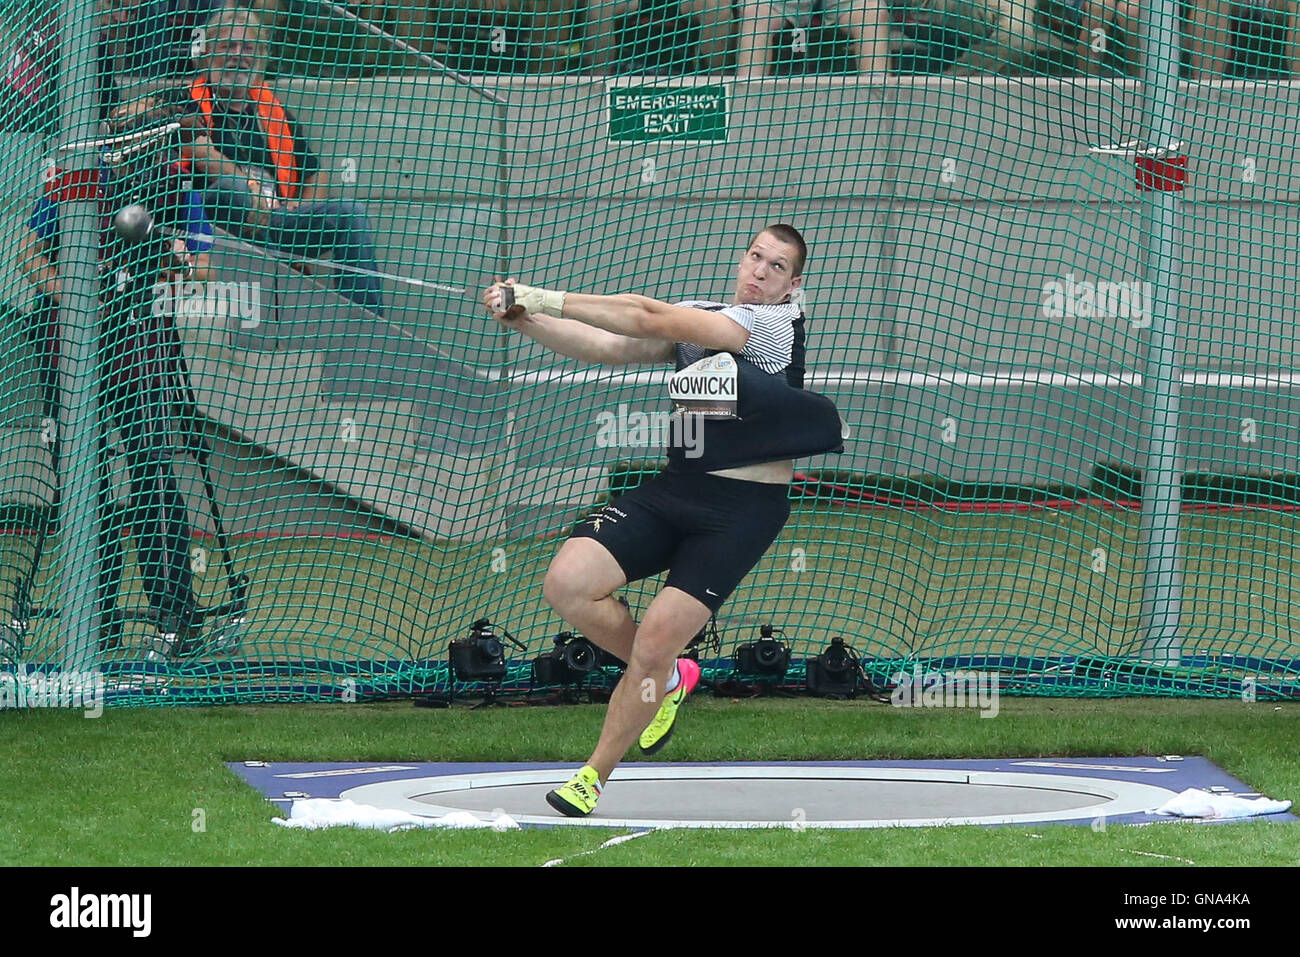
[569,470,792,613]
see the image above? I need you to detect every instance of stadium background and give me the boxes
[0,0,1298,703]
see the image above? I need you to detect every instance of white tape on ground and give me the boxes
[1122,848,1196,865]
[540,829,654,867]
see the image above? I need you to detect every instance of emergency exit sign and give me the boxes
[607,83,728,143]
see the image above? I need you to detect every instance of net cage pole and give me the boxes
[54,0,107,669]
[1135,0,1189,664]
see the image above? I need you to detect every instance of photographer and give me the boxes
[16,122,213,651]
[176,6,386,315]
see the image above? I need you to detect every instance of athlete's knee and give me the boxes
[544,539,623,612]
[627,646,679,696]
[627,621,683,674]
[542,561,587,614]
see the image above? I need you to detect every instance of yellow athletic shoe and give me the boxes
[546,765,603,817]
[639,658,702,755]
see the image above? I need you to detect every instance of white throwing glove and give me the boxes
[509,282,566,317]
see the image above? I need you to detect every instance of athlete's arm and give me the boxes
[483,283,672,364]
[558,293,750,354]
[494,280,750,353]
[515,312,674,365]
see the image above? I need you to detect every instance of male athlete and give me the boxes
[481,224,843,817]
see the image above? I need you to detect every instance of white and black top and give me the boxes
[672,300,806,387]
[664,299,842,473]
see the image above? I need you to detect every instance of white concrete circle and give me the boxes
[340,765,1181,829]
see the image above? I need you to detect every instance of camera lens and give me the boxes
[822,649,850,674]
[480,636,503,659]
[562,638,597,673]
[755,639,782,668]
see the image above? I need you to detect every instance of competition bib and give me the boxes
[669,352,738,418]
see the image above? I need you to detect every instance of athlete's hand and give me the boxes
[483,278,528,327]
[482,279,507,315]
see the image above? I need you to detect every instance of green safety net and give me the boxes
[0,0,1297,704]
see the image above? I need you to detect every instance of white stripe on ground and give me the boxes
[1121,848,1196,865]
[540,829,654,867]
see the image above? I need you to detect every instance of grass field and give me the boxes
[6,496,1299,867]
[2,696,1296,866]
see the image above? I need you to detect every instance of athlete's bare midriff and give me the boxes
[708,459,794,485]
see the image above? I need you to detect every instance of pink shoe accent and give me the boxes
[676,658,701,697]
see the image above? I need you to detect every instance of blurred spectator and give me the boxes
[737,0,891,75]
[1070,0,1142,74]
[892,0,993,73]
[1069,0,1275,79]
[341,0,582,74]
[584,0,732,73]
[1289,0,1300,74]
[0,5,58,132]
[428,0,532,72]
[892,0,1273,77]
[612,0,702,73]
[530,0,587,70]
[768,7,859,73]
[910,0,1076,75]
[114,0,226,77]
[0,0,128,132]
[1217,0,1292,77]
[0,0,234,133]
[1185,0,1234,77]
[180,5,386,314]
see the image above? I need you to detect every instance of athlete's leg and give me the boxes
[546,479,681,663]
[585,585,714,783]
[543,537,635,664]
[547,474,789,813]
[635,474,793,757]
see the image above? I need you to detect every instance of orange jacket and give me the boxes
[189,76,300,201]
